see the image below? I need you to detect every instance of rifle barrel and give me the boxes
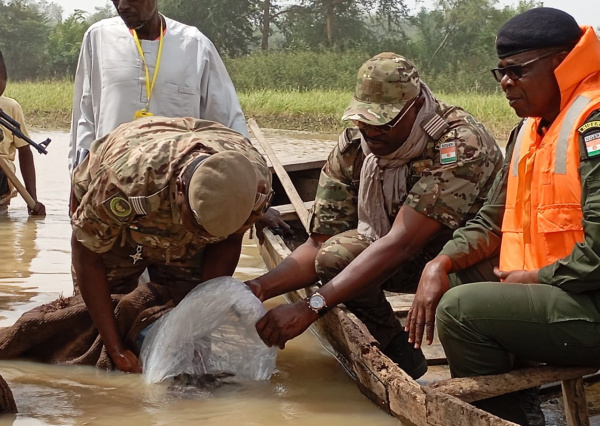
[0,108,50,155]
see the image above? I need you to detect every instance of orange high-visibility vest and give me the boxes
[499,26,600,271]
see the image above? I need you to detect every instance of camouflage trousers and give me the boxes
[72,239,205,297]
[314,227,453,349]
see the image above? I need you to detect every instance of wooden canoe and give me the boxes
[248,121,599,426]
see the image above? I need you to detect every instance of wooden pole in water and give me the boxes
[248,118,311,233]
[0,155,36,210]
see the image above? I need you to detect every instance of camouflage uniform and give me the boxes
[342,53,421,126]
[71,116,271,294]
[310,101,503,348]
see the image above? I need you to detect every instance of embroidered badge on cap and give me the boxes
[440,141,457,164]
[103,193,133,221]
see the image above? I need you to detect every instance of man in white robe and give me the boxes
[68,0,248,170]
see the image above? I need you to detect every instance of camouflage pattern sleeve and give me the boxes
[308,139,361,236]
[71,168,126,254]
[403,120,503,230]
[439,122,522,271]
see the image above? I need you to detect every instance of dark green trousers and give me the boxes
[438,260,600,424]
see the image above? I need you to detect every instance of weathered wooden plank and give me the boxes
[249,119,311,231]
[562,377,590,426]
[258,230,291,270]
[272,202,315,221]
[387,293,414,315]
[425,366,598,403]
[420,344,447,366]
[267,158,326,173]
[423,387,517,426]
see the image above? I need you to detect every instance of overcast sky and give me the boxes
[54,0,600,28]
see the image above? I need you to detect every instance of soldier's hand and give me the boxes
[406,255,452,349]
[493,267,539,283]
[245,279,264,301]
[255,300,318,349]
[254,208,291,245]
[112,349,142,374]
[28,201,46,216]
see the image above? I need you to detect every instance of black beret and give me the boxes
[496,7,583,59]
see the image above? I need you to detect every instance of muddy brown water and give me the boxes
[0,130,398,426]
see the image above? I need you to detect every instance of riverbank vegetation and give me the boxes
[6,81,516,142]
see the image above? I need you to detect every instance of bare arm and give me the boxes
[247,233,330,301]
[200,232,246,282]
[72,235,141,373]
[319,206,442,306]
[256,206,443,348]
[17,146,45,215]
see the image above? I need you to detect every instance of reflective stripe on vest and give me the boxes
[556,95,592,173]
[502,95,595,271]
[511,96,592,176]
[511,120,529,176]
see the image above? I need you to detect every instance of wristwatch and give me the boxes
[306,292,328,315]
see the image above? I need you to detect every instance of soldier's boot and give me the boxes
[382,330,427,380]
[518,386,545,426]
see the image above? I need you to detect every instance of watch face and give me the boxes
[309,294,325,310]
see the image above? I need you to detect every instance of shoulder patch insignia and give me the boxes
[421,113,449,140]
[436,129,458,148]
[584,131,600,158]
[338,128,361,153]
[578,121,600,133]
[440,141,457,164]
[103,193,133,222]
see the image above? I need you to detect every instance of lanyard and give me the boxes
[132,19,164,110]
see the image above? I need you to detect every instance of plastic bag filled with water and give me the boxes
[141,277,277,384]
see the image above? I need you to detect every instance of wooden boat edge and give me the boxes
[257,229,520,426]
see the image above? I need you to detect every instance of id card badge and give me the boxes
[133,109,154,120]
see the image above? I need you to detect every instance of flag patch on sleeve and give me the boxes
[440,141,457,164]
[584,131,600,157]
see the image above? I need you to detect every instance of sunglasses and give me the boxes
[354,96,420,135]
[490,51,559,83]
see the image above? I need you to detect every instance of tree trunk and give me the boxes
[261,0,271,51]
[325,0,346,47]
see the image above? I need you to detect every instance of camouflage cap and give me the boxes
[188,151,258,237]
[342,52,421,126]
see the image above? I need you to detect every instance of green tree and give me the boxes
[409,0,539,92]
[46,11,88,77]
[284,0,407,47]
[0,0,51,80]
[88,3,115,23]
[159,0,262,56]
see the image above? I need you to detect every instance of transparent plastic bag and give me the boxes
[141,277,277,384]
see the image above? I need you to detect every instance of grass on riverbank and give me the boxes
[4,81,517,142]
